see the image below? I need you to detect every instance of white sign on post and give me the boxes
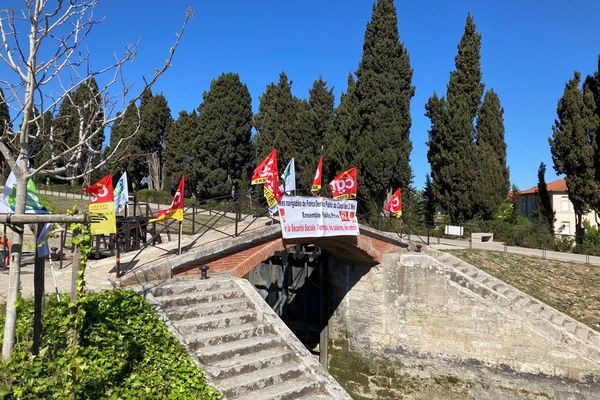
[279,195,359,239]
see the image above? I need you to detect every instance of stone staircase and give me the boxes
[138,274,350,400]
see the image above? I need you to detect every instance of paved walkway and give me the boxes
[0,217,275,302]
[419,235,600,266]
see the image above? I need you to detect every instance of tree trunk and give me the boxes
[2,175,27,360]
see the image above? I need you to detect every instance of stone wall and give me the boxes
[327,252,600,399]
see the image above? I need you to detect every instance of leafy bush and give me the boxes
[0,290,221,400]
[136,189,173,205]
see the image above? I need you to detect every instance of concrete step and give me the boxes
[195,334,282,364]
[187,322,274,350]
[206,347,294,380]
[218,361,305,398]
[153,288,244,308]
[150,278,236,297]
[297,395,335,400]
[174,309,258,333]
[229,374,321,400]
[165,298,250,321]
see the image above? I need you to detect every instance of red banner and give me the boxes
[252,149,278,185]
[310,156,323,196]
[150,176,185,222]
[329,167,357,200]
[84,174,114,204]
[385,188,403,218]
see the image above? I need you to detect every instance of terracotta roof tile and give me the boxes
[519,178,567,195]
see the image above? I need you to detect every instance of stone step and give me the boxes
[187,322,274,350]
[218,361,305,398]
[298,395,335,400]
[228,375,320,400]
[150,278,236,297]
[164,298,250,321]
[206,347,294,380]
[174,309,258,333]
[195,334,282,364]
[153,288,244,308]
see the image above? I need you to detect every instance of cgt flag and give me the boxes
[84,174,117,235]
[310,156,323,196]
[329,167,357,200]
[150,176,185,222]
[252,149,278,185]
[385,188,403,218]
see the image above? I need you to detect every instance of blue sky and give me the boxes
[4,1,600,190]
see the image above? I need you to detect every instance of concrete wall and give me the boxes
[327,252,600,399]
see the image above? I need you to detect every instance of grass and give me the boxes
[40,193,88,214]
[447,249,600,331]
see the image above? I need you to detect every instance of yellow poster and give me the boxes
[89,202,117,235]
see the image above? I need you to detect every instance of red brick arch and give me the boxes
[175,233,403,278]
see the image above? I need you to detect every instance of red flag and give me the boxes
[84,174,116,235]
[252,149,278,185]
[150,176,185,222]
[329,167,357,200]
[84,174,114,204]
[385,188,403,218]
[310,156,323,196]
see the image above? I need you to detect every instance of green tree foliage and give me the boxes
[0,88,9,136]
[138,90,172,191]
[583,58,600,219]
[0,291,221,399]
[253,72,314,189]
[52,77,104,184]
[549,72,598,238]
[163,110,199,195]
[307,77,334,182]
[325,73,359,179]
[532,162,555,233]
[427,14,484,222]
[106,103,144,188]
[194,73,253,198]
[473,90,509,219]
[422,174,437,225]
[353,0,415,206]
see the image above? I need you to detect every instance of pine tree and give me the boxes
[354,0,415,206]
[549,72,597,239]
[427,14,484,222]
[532,162,555,234]
[473,90,509,219]
[194,73,253,198]
[163,110,199,195]
[422,174,437,225]
[138,90,172,191]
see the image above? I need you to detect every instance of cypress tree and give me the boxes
[138,90,172,191]
[194,73,253,198]
[473,90,509,219]
[422,173,437,225]
[0,88,9,136]
[584,58,600,220]
[549,72,597,239]
[107,102,145,188]
[164,110,199,195]
[254,72,314,189]
[308,78,334,179]
[354,0,415,206]
[532,162,555,234]
[53,77,104,184]
[325,73,359,179]
[427,14,484,222]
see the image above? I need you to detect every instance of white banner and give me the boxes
[279,195,359,239]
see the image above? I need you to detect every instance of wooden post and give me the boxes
[32,224,45,355]
[192,201,196,234]
[69,241,81,347]
[177,221,182,255]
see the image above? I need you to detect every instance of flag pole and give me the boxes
[177,221,182,255]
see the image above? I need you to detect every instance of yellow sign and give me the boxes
[89,202,116,235]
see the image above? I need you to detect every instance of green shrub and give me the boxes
[0,290,221,400]
[136,189,173,205]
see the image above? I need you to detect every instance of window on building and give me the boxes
[561,196,569,212]
[560,222,570,235]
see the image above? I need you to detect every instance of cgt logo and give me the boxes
[90,185,108,203]
[338,211,356,222]
[334,177,355,193]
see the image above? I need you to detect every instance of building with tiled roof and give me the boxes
[519,178,598,236]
